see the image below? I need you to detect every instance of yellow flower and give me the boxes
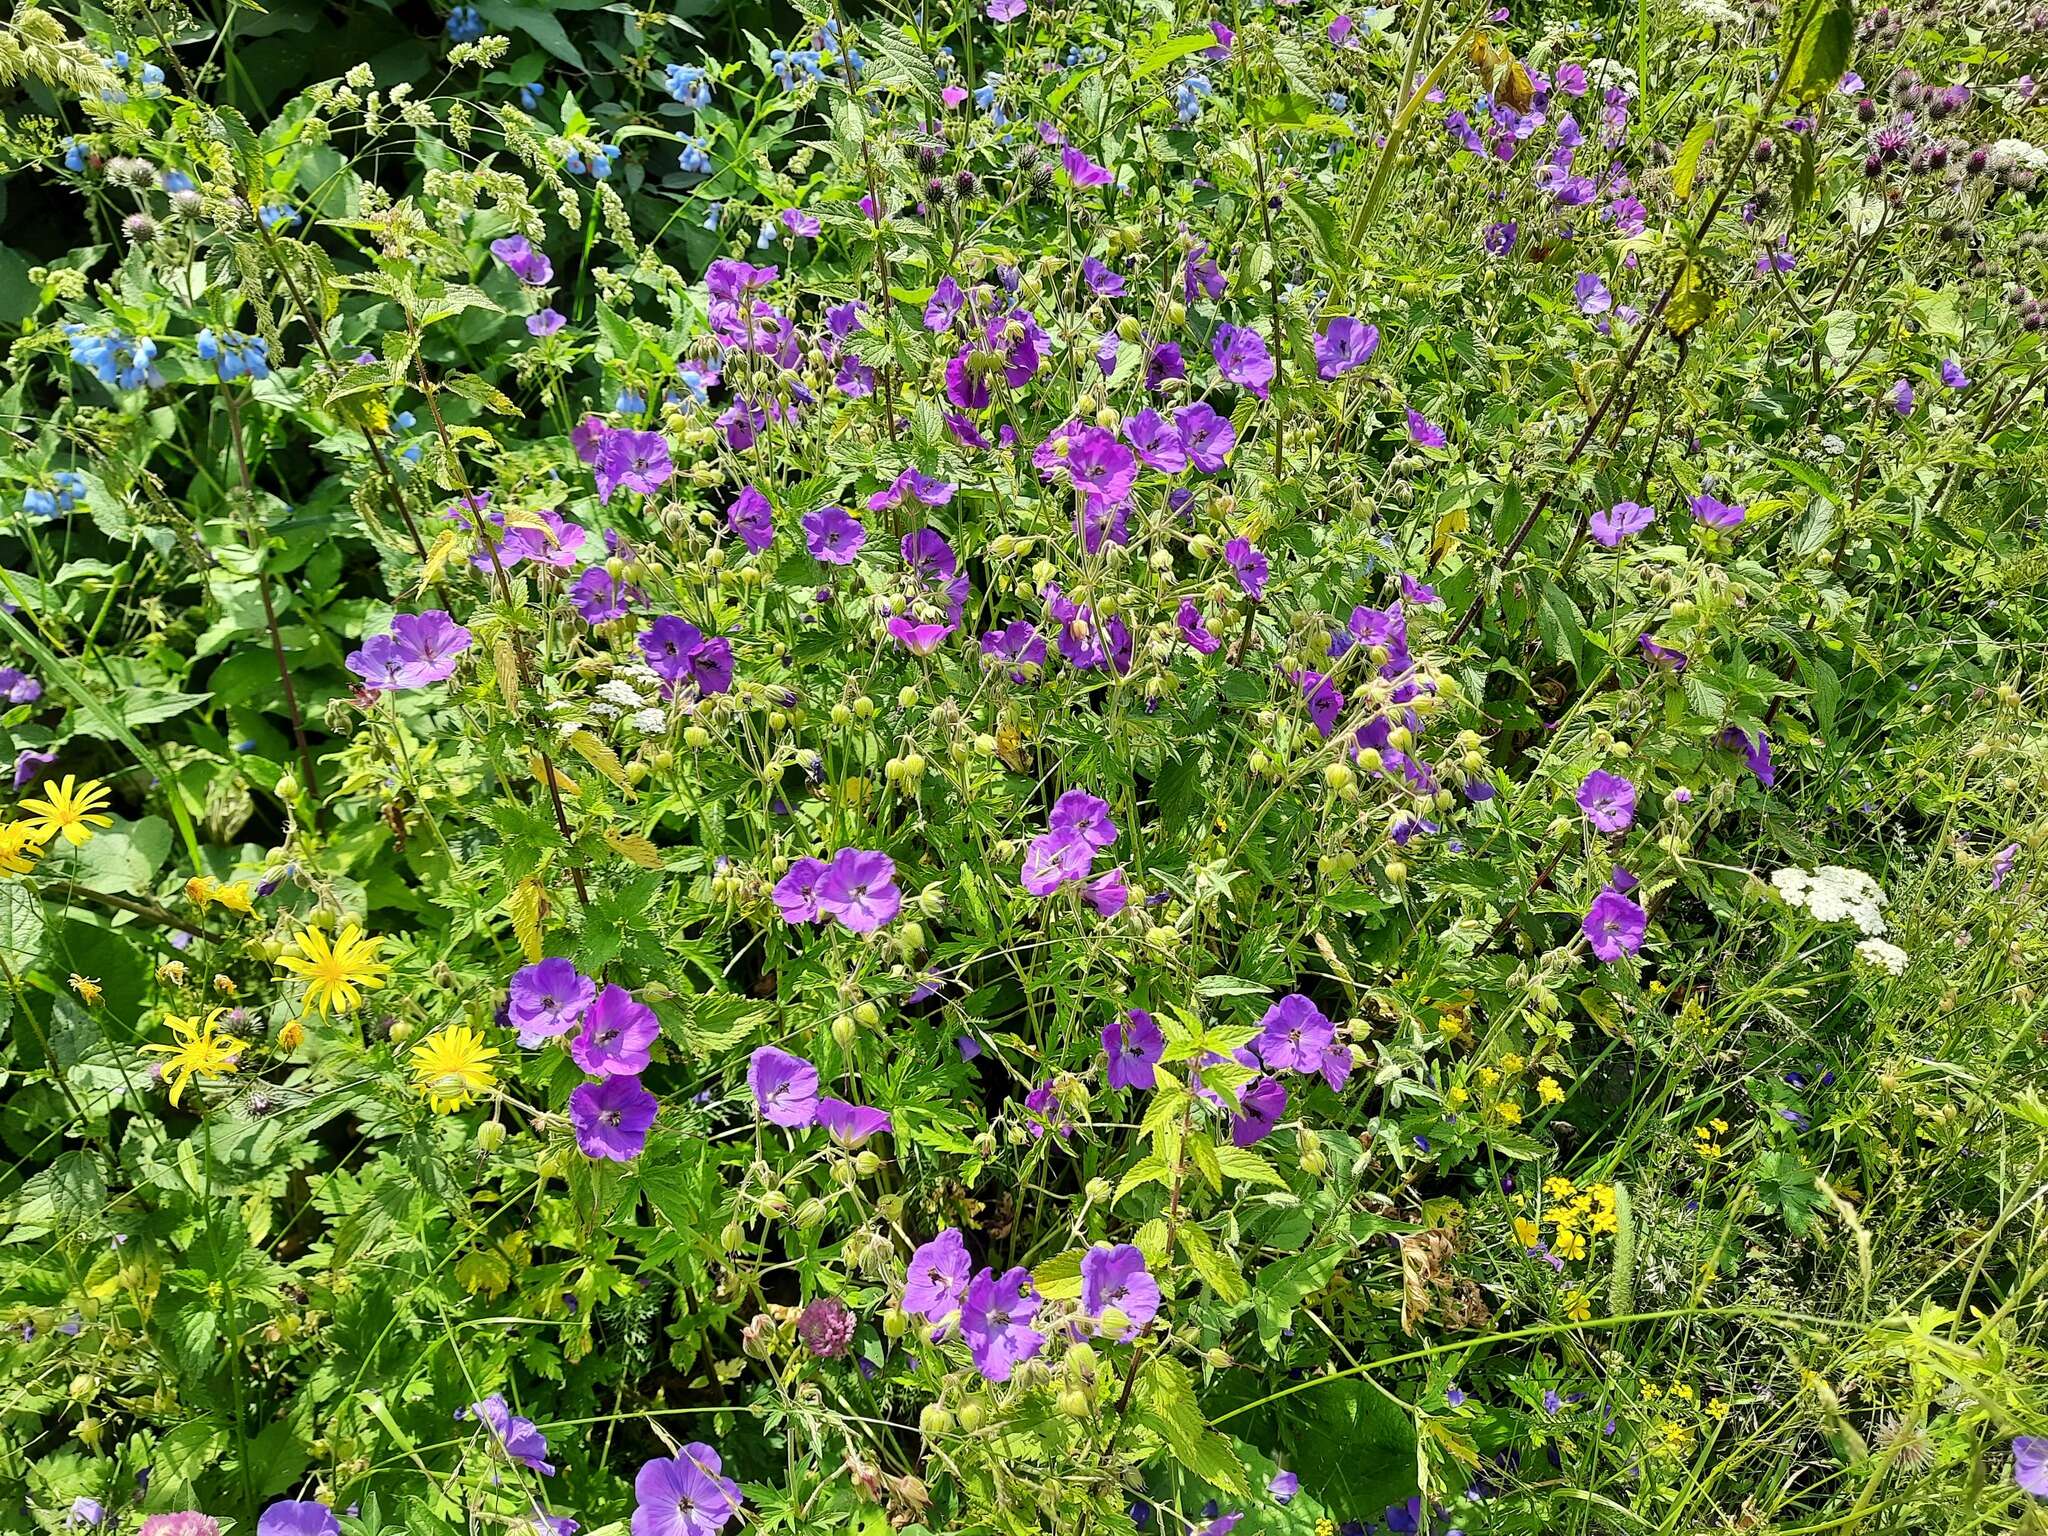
[186,875,219,906]
[1491,1099,1522,1125]
[212,882,255,915]
[1536,1075,1565,1105]
[1543,1175,1578,1200]
[1513,1215,1542,1249]
[277,1019,305,1052]
[18,775,114,848]
[1707,1396,1730,1421]
[68,975,102,1006]
[156,959,188,986]
[1447,1084,1470,1109]
[409,1026,498,1112]
[1563,1289,1592,1323]
[141,1008,247,1106]
[1553,1226,1588,1261]
[278,923,389,1016]
[1501,1052,1525,1074]
[0,820,46,877]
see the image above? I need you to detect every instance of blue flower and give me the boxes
[258,202,299,231]
[517,80,544,111]
[678,134,710,174]
[196,328,272,383]
[62,138,88,172]
[24,471,87,519]
[64,326,159,390]
[663,63,713,109]
[446,5,484,43]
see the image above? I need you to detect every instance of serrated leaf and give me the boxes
[1116,1155,1172,1201]
[567,729,632,794]
[1671,120,1715,203]
[493,636,522,707]
[1032,1249,1086,1301]
[603,829,664,868]
[455,1248,511,1298]
[1177,1221,1248,1304]
[507,876,547,963]
[1782,0,1855,104]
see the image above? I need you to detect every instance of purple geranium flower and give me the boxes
[508,957,596,1046]
[1590,500,1653,547]
[1941,357,1969,390]
[470,1394,555,1475]
[1314,316,1379,379]
[774,858,827,923]
[594,429,673,505]
[490,235,553,286]
[1226,537,1268,598]
[1255,993,1334,1075]
[1406,408,1447,447]
[631,1444,742,1536]
[1722,727,1775,787]
[1231,1076,1287,1146]
[1126,408,1189,474]
[803,505,866,564]
[570,1073,658,1161]
[1051,789,1118,851]
[12,747,55,788]
[1583,879,1647,962]
[570,567,640,623]
[1177,601,1221,654]
[816,847,900,932]
[1212,324,1274,398]
[904,1228,971,1324]
[749,1046,820,1128]
[2014,1437,2048,1498]
[1104,1007,1165,1090]
[726,485,775,553]
[1080,1243,1160,1339]
[258,1504,339,1536]
[961,1265,1046,1381]
[1689,493,1746,528]
[1177,403,1235,471]
[569,984,660,1077]
[1576,769,1637,833]
[815,1098,892,1145]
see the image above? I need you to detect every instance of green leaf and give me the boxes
[1671,120,1715,203]
[1178,1222,1248,1304]
[1137,1357,1249,1496]
[1132,31,1221,78]
[0,882,46,972]
[1781,0,1855,104]
[66,815,172,896]
[476,0,587,69]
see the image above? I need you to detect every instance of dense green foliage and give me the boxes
[2,1,2048,1534]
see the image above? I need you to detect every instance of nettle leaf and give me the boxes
[1781,0,1856,103]
[1137,1356,1249,1496]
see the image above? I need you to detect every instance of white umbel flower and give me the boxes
[1854,938,1909,976]
[1770,865,1889,935]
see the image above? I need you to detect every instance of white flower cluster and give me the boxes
[1854,937,1909,976]
[1770,865,1889,935]
[1987,138,2048,175]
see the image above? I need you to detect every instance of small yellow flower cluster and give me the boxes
[1513,1176,1619,1262]
[1693,1118,1729,1159]
[0,775,115,878]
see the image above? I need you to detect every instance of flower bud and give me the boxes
[475,1120,506,1153]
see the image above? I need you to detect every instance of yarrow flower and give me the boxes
[1770,865,1887,934]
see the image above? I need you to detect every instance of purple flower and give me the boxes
[1573,272,1612,314]
[138,1516,217,1536]
[1589,500,1653,547]
[1991,842,2020,890]
[258,1504,339,1536]
[1268,1471,1299,1505]
[1890,378,1915,416]
[69,1500,105,1529]
[570,1073,658,1160]
[639,616,733,696]
[904,1228,971,1323]
[2015,1437,2048,1498]
[1212,324,1274,398]
[868,466,957,510]
[1722,727,1775,787]
[12,748,56,788]
[470,1394,555,1475]
[1226,537,1268,598]
[1295,671,1343,737]
[726,485,775,553]
[1941,357,1969,390]
[1061,146,1114,186]
[1689,493,1746,529]
[1401,573,1440,606]
[1177,403,1235,471]
[1082,256,1126,296]
[1314,317,1379,379]
[508,957,596,1046]
[816,847,900,932]
[1576,769,1637,833]
[1231,1076,1287,1146]
[1080,1243,1160,1339]
[987,0,1026,19]
[1255,993,1334,1075]
[1051,789,1118,852]
[1483,220,1519,256]
[803,505,866,564]
[780,207,819,238]
[570,984,660,1077]
[1177,601,1221,654]
[1637,634,1689,671]
[1126,408,1188,474]
[1145,342,1186,389]
[631,1444,743,1536]
[1104,1008,1165,1090]
[960,1265,1046,1381]
[1583,881,1647,962]
[1406,408,1447,447]
[816,1098,891,1145]
[749,1046,820,1127]
[773,857,827,923]
[1085,866,1129,916]
[570,566,639,624]
[0,667,39,705]
[593,428,673,504]
[797,1295,854,1357]
[527,309,566,337]
[489,235,553,286]
[1022,831,1095,895]
[981,618,1048,677]
[1064,427,1138,508]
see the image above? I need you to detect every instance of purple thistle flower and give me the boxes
[961,1265,1047,1380]
[1314,316,1380,379]
[570,1073,658,1161]
[508,957,596,1046]
[1080,1243,1160,1339]
[1212,324,1274,398]
[1104,1008,1165,1090]
[749,1046,820,1128]
[1576,769,1637,833]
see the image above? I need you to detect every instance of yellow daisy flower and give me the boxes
[141,1008,247,1106]
[0,820,46,877]
[409,1026,498,1112]
[277,923,389,1016]
[212,882,256,915]
[18,775,114,848]
[68,975,102,1005]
